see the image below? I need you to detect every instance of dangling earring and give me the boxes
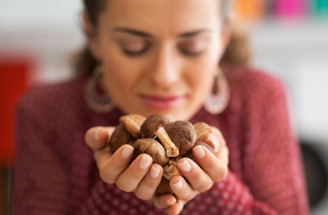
[204,67,230,115]
[83,64,115,113]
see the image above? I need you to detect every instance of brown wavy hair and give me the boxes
[74,0,251,75]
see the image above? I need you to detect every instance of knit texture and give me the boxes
[12,67,309,214]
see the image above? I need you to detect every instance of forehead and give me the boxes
[102,0,221,35]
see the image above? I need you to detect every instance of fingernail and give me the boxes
[150,166,160,179]
[167,198,176,205]
[94,127,102,141]
[194,145,205,158]
[178,160,192,172]
[172,180,183,190]
[209,135,219,152]
[139,155,152,170]
[121,146,133,159]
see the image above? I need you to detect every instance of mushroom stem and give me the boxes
[155,127,179,157]
[163,161,180,180]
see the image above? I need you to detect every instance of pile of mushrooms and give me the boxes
[109,113,214,194]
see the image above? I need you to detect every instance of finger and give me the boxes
[99,144,134,184]
[198,131,222,154]
[208,127,229,165]
[170,176,197,202]
[219,143,229,166]
[116,154,153,192]
[166,200,185,215]
[85,126,115,151]
[153,194,176,209]
[211,126,226,151]
[193,145,228,182]
[176,158,213,193]
[134,164,163,200]
[94,146,112,168]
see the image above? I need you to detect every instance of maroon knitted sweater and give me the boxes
[12,67,309,215]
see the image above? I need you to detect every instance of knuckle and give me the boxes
[116,181,134,192]
[183,192,196,202]
[112,159,124,170]
[212,165,228,182]
[186,168,199,179]
[198,181,213,193]
[99,164,116,184]
[212,174,221,182]
[211,173,221,182]
[175,189,193,202]
[110,153,127,170]
[221,166,228,179]
[134,189,150,201]
[144,178,157,189]
[99,170,115,184]
[153,198,164,209]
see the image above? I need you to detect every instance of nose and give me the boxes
[149,46,180,89]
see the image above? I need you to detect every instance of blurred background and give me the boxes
[0,0,327,214]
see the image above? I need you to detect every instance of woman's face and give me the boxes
[89,0,226,120]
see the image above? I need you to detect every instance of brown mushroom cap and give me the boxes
[119,114,146,139]
[194,122,212,141]
[164,121,196,155]
[156,178,173,195]
[133,138,169,166]
[108,124,134,154]
[140,114,173,138]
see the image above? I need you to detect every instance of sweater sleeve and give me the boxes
[12,98,70,215]
[238,74,309,214]
[182,74,309,215]
[12,93,159,215]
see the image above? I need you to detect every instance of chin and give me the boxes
[163,108,195,121]
[124,102,198,121]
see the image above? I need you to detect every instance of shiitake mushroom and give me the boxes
[108,113,214,194]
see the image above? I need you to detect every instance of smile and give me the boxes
[140,95,184,110]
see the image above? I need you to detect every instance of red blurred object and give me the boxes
[0,56,32,165]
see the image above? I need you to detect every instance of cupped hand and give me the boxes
[85,125,229,215]
[85,127,178,213]
[167,126,229,213]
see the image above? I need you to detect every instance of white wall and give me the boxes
[249,19,328,143]
[0,0,82,28]
[0,0,84,83]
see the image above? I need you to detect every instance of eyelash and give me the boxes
[123,48,148,56]
[180,49,203,57]
[122,47,203,57]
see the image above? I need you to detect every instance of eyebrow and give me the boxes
[113,27,151,37]
[112,27,211,38]
[179,29,212,38]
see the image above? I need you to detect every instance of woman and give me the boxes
[12,0,309,214]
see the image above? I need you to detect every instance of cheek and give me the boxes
[189,66,214,98]
[96,35,139,93]
[102,61,126,93]
[187,53,220,97]
[101,52,139,95]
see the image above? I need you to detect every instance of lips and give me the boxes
[140,95,184,110]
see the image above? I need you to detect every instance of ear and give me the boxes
[81,10,103,61]
[220,12,235,51]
